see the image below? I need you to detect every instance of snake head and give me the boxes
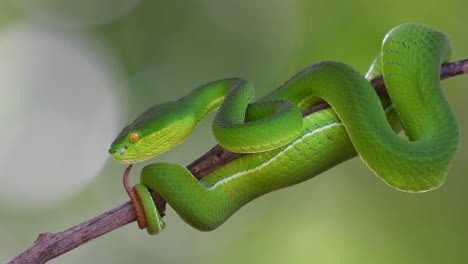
[108,101,196,164]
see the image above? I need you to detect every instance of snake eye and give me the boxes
[129,132,140,143]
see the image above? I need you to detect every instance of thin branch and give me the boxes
[7,59,468,264]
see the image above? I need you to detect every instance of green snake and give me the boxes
[108,24,459,235]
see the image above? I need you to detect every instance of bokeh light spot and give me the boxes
[0,22,124,210]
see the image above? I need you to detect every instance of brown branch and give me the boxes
[7,59,468,264]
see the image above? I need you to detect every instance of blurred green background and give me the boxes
[1,0,467,263]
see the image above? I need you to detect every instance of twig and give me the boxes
[7,59,468,264]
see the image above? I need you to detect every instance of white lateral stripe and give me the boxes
[208,121,342,189]
[207,104,393,190]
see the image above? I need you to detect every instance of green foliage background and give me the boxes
[1,1,467,263]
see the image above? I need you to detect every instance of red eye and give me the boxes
[129,132,140,143]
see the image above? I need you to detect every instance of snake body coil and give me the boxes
[109,24,459,234]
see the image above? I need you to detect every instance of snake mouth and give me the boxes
[108,145,131,163]
[112,157,133,164]
[109,150,134,164]
[108,144,157,164]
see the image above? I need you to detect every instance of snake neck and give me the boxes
[185,78,242,122]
